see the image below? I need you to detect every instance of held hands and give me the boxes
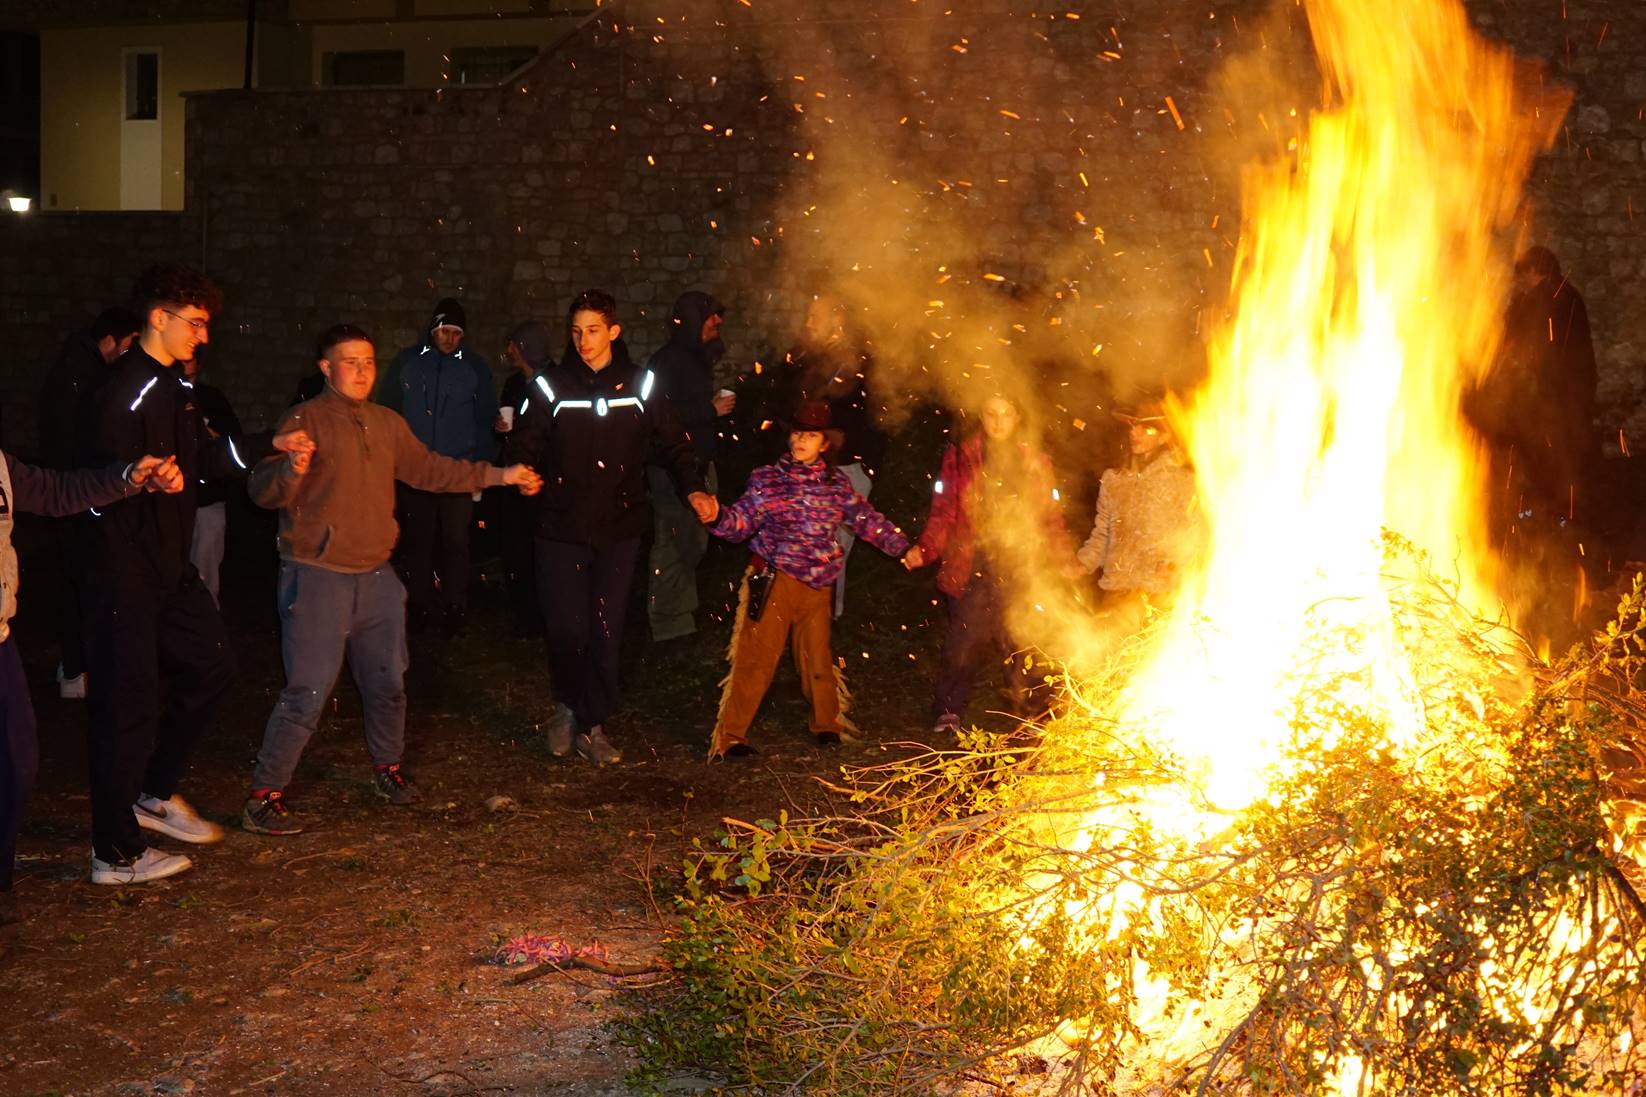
[901,545,925,571]
[130,455,185,494]
[272,429,317,458]
[688,491,720,525]
[504,464,543,496]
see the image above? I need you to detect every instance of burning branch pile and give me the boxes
[621,0,1634,1090]
[622,564,1646,1094]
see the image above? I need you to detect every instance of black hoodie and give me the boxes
[646,291,725,463]
[505,339,705,545]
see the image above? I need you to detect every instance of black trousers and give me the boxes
[498,493,542,635]
[535,537,641,734]
[398,487,475,621]
[51,518,88,678]
[933,574,1033,721]
[0,638,39,891]
[84,574,235,862]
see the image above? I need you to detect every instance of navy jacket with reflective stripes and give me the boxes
[505,342,705,545]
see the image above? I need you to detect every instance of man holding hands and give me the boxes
[242,324,541,835]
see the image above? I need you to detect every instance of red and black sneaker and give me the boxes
[372,764,423,806]
[242,789,303,836]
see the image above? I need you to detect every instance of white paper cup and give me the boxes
[499,406,515,430]
[716,388,735,399]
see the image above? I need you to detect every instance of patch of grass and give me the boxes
[376,908,417,930]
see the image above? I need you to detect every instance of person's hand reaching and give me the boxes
[504,464,543,496]
[689,492,720,524]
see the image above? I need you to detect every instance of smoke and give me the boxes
[672,3,1259,669]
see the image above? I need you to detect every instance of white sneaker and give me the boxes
[90,848,193,886]
[57,666,87,700]
[135,794,226,845]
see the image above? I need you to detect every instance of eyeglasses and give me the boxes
[162,309,210,336]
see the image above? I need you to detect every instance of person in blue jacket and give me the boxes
[376,297,498,635]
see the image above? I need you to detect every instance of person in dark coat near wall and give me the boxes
[376,297,498,635]
[505,289,716,766]
[493,320,553,636]
[645,290,736,642]
[36,306,142,700]
[1498,245,1599,523]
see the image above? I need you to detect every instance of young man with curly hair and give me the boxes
[77,263,312,884]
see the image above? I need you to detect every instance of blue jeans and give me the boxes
[252,563,408,791]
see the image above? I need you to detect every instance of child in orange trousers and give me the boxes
[705,401,913,759]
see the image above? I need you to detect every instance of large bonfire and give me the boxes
[624,0,1646,1093]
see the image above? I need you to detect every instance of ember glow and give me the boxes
[1027,0,1576,1084]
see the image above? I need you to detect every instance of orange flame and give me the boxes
[1123,0,1561,809]
[1023,0,1570,1085]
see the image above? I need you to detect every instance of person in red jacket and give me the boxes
[905,394,1072,735]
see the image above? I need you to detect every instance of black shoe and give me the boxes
[725,743,758,759]
[242,790,304,836]
[372,764,423,805]
[814,730,842,747]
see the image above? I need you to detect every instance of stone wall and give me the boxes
[0,211,201,452]
[1,0,1642,455]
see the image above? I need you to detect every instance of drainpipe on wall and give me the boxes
[243,0,257,90]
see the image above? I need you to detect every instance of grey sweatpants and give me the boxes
[252,562,408,791]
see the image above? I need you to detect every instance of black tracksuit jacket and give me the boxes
[504,342,705,546]
[78,346,275,591]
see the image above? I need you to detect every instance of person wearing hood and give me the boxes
[494,320,552,636]
[505,289,716,765]
[36,306,141,701]
[645,291,735,642]
[376,297,498,635]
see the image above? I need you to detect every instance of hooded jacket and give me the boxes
[377,336,498,463]
[710,454,909,589]
[646,291,725,463]
[498,321,552,434]
[505,340,705,545]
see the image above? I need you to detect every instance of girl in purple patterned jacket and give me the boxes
[705,401,913,760]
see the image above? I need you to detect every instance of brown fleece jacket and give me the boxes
[250,385,506,573]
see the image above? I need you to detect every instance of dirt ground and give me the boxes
[0,499,961,1097]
